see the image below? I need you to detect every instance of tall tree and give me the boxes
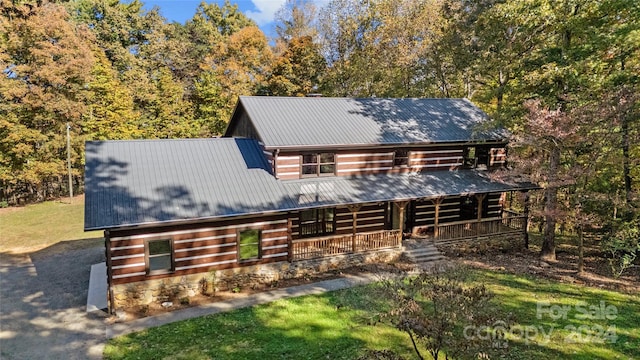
[83,50,141,140]
[266,35,325,96]
[274,0,318,54]
[1,1,95,202]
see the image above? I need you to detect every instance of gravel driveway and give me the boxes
[0,238,106,360]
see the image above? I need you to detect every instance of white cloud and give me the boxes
[245,0,286,26]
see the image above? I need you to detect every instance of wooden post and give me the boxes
[393,201,409,240]
[476,193,486,221]
[432,197,444,239]
[347,204,362,253]
[475,194,486,237]
[287,217,293,262]
[66,123,73,199]
[104,230,115,315]
[522,191,530,249]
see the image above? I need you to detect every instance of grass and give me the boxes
[104,269,640,360]
[0,195,102,253]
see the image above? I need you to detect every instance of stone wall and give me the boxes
[111,249,401,310]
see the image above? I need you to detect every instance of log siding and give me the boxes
[107,215,290,285]
[270,145,505,179]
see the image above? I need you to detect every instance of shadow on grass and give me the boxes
[102,268,639,360]
[471,270,640,360]
[104,291,415,360]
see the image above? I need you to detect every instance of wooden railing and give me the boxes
[291,230,402,261]
[434,213,527,243]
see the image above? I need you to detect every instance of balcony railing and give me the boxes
[290,230,402,261]
[433,212,526,244]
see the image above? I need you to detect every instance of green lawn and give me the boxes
[104,269,640,360]
[0,195,102,253]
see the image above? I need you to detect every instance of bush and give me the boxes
[377,267,510,360]
[602,219,640,278]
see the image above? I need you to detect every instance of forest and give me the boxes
[1,0,638,265]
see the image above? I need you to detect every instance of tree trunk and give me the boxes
[577,224,584,274]
[621,112,632,204]
[541,146,559,261]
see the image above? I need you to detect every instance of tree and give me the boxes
[266,35,325,96]
[193,70,227,135]
[202,26,273,131]
[378,268,506,360]
[1,1,95,202]
[274,0,318,53]
[83,50,141,140]
[511,100,579,261]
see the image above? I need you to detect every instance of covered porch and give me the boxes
[289,229,402,261]
[283,170,536,261]
[421,209,527,244]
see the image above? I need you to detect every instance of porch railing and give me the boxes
[434,213,527,243]
[291,230,402,261]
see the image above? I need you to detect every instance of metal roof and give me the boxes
[85,138,535,230]
[228,96,508,148]
[84,138,296,230]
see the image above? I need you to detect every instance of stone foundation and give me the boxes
[111,249,401,310]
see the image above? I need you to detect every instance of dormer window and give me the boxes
[393,150,409,167]
[302,153,335,177]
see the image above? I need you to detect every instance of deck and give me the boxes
[290,230,402,261]
[425,210,527,244]
[289,211,526,261]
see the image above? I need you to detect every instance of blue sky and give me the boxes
[142,0,287,38]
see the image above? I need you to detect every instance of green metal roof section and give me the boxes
[85,138,535,231]
[226,96,508,148]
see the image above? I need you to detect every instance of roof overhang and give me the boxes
[88,170,538,232]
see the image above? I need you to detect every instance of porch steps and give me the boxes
[402,243,446,267]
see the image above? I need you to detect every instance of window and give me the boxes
[464,147,477,167]
[299,208,335,237]
[393,150,409,167]
[146,239,173,274]
[238,229,261,261]
[464,146,490,168]
[301,153,335,177]
[476,147,489,168]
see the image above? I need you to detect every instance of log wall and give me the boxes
[290,203,387,239]
[107,214,290,285]
[272,145,506,179]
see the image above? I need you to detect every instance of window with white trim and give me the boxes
[301,153,335,177]
[146,239,174,274]
[238,229,261,261]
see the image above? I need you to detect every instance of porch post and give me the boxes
[475,193,486,220]
[431,197,444,238]
[475,194,486,236]
[522,191,530,249]
[287,217,293,262]
[347,204,362,253]
[393,201,409,239]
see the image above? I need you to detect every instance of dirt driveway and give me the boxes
[0,238,106,360]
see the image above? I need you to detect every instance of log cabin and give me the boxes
[84,96,536,312]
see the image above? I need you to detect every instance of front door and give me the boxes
[460,195,478,220]
[390,201,413,232]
